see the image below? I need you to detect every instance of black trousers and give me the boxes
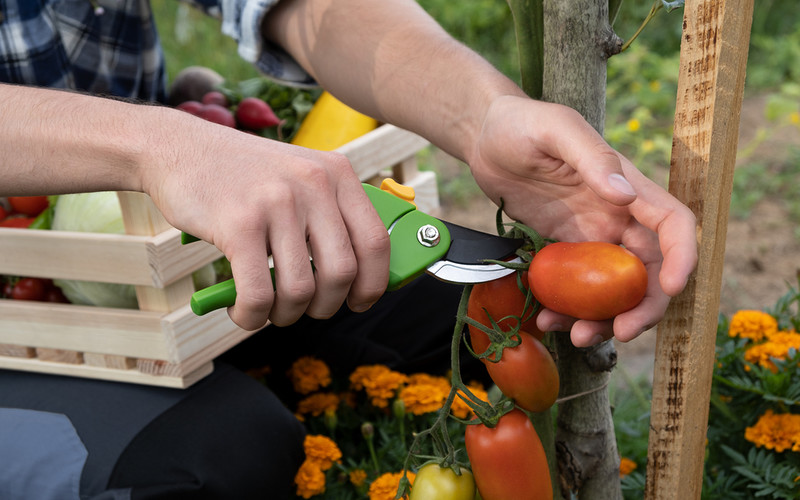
[0,275,479,499]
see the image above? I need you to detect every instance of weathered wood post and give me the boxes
[645,0,754,498]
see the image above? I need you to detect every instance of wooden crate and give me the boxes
[0,124,432,387]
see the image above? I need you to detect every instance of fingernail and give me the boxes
[608,173,636,196]
[350,302,374,313]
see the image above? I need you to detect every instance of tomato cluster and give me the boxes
[1,196,68,303]
[0,196,49,228]
[461,240,648,499]
[2,277,68,303]
[176,90,281,132]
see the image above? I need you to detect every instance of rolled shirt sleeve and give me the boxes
[215,0,317,87]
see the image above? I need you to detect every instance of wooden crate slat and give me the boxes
[0,300,169,359]
[0,227,221,287]
[0,355,213,388]
[338,124,429,181]
[0,229,152,284]
[160,306,255,366]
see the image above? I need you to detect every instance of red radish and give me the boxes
[236,97,281,130]
[176,100,203,115]
[201,91,228,107]
[198,104,236,128]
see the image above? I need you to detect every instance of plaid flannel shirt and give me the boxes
[0,0,314,103]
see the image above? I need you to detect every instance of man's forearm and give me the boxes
[0,84,171,196]
[263,0,525,164]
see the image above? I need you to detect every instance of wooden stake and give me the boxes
[645,0,754,498]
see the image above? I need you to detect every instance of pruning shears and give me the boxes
[183,179,524,316]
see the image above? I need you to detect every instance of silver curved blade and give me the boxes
[426,256,524,284]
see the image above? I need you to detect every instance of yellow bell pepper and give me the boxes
[291,91,379,150]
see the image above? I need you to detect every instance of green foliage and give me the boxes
[720,445,800,499]
[217,76,321,141]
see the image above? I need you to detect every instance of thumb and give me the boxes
[551,110,638,206]
[573,143,637,207]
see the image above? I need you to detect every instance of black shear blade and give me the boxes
[426,221,524,284]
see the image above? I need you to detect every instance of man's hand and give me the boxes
[144,113,391,331]
[468,96,698,346]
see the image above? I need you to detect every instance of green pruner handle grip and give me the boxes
[190,279,236,316]
[182,181,450,316]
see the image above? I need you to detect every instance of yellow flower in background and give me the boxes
[745,410,800,453]
[349,469,367,488]
[619,457,638,477]
[728,310,778,342]
[743,330,800,372]
[294,460,327,499]
[649,80,661,92]
[289,356,332,395]
[350,365,409,408]
[297,392,340,417]
[303,434,342,471]
[451,383,489,420]
[368,471,415,500]
[399,382,449,415]
[641,139,655,153]
[627,118,641,132]
[790,111,800,125]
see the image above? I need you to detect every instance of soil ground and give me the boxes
[430,95,800,379]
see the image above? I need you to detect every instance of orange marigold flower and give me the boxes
[399,383,449,415]
[728,310,778,342]
[289,356,332,395]
[303,434,342,471]
[294,460,327,499]
[349,469,367,488]
[407,373,450,392]
[368,471,415,500]
[297,392,340,417]
[619,457,638,477]
[451,383,489,420]
[350,365,408,408]
[744,410,800,453]
[743,330,800,372]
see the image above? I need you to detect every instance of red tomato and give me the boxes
[11,278,47,301]
[465,409,552,500]
[44,286,69,303]
[0,205,7,220]
[0,217,35,228]
[527,241,647,321]
[8,196,49,216]
[201,90,228,107]
[482,331,559,413]
[468,271,544,360]
[235,97,281,130]
[176,100,203,115]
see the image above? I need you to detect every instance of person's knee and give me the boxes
[108,364,305,498]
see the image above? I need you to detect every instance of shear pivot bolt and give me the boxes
[417,225,440,247]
